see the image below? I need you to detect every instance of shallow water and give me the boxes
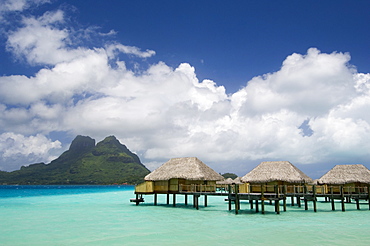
[0,185,369,245]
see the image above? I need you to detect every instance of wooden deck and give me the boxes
[131,184,370,214]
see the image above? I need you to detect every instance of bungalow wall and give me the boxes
[248,181,309,193]
[136,179,218,193]
[135,181,154,193]
[322,182,369,194]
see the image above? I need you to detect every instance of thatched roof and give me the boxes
[216,177,243,185]
[233,177,243,184]
[241,161,313,184]
[144,157,224,181]
[216,178,233,185]
[316,164,370,185]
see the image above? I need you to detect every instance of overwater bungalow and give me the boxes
[135,157,224,194]
[240,161,313,193]
[316,164,370,193]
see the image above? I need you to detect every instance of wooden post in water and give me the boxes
[356,198,360,210]
[261,184,265,214]
[304,185,308,211]
[173,194,176,207]
[340,186,345,212]
[313,185,317,212]
[250,200,253,209]
[368,185,370,210]
[154,193,157,206]
[283,185,287,212]
[184,194,188,205]
[235,184,239,215]
[167,193,170,205]
[195,195,199,210]
[228,184,232,211]
[204,195,208,207]
[291,185,295,206]
[275,199,280,214]
[275,185,280,214]
[330,186,335,211]
[255,199,259,213]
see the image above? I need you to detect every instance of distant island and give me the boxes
[0,135,150,185]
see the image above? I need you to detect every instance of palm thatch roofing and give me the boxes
[216,178,233,185]
[316,164,370,185]
[144,157,224,181]
[216,177,243,185]
[233,177,243,184]
[241,161,313,184]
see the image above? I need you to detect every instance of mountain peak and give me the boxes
[0,135,150,184]
[69,135,95,152]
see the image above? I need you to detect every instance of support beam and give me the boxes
[283,185,287,212]
[173,193,176,207]
[340,186,345,212]
[154,193,157,206]
[228,184,232,211]
[135,194,139,206]
[330,186,335,211]
[261,184,265,214]
[275,199,280,214]
[235,184,239,215]
[313,185,317,212]
[368,185,370,210]
[304,185,308,211]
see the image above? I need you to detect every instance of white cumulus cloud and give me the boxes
[1,6,370,176]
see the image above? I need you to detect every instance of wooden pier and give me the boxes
[131,184,370,215]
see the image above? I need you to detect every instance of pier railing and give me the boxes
[137,182,369,197]
[179,184,218,193]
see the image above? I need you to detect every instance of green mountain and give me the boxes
[0,135,150,185]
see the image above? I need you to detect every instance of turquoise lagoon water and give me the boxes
[1,185,370,246]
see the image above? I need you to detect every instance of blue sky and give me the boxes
[1,0,370,178]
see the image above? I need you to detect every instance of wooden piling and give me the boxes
[204,195,208,207]
[283,185,287,212]
[173,193,176,207]
[330,186,335,210]
[313,185,317,212]
[303,185,308,211]
[235,184,239,215]
[154,193,157,205]
[228,184,232,211]
[340,186,345,212]
[167,193,170,205]
[184,194,188,205]
[261,184,265,214]
[275,199,280,214]
[368,185,370,210]
[367,185,370,210]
